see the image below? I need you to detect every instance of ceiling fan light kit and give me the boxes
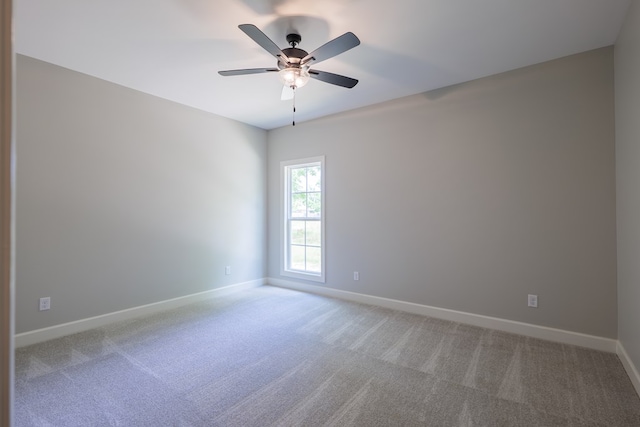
[218,24,360,126]
[279,67,310,88]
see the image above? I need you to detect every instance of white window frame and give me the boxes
[280,156,325,283]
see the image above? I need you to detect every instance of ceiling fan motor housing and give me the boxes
[279,47,308,69]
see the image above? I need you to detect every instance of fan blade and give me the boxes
[239,24,290,63]
[281,85,294,101]
[309,69,358,88]
[218,68,278,76]
[301,32,360,66]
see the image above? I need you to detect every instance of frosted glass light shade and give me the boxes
[279,67,310,88]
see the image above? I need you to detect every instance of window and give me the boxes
[281,157,325,282]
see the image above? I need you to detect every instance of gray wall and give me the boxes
[16,55,267,334]
[268,47,617,338]
[615,2,640,371]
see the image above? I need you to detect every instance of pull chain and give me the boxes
[292,86,297,126]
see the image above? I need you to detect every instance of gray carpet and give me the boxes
[14,285,640,426]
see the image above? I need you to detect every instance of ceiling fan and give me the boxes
[218,24,361,101]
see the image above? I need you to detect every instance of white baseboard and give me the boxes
[617,341,640,397]
[14,279,266,348]
[15,276,621,356]
[267,277,618,353]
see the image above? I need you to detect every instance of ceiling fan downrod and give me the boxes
[286,33,301,48]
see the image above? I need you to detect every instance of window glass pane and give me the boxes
[290,245,305,270]
[306,221,321,246]
[291,193,307,218]
[307,192,321,217]
[291,168,307,193]
[306,247,321,272]
[307,166,321,191]
[290,221,305,245]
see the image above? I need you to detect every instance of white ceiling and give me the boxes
[16,0,631,130]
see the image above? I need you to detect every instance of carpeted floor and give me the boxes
[14,285,640,426]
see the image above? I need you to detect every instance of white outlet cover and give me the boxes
[39,297,51,311]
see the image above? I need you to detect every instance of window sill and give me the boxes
[281,269,325,283]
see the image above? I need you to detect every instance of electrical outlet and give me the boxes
[225,266,231,275]
[39,297,51,311]
[528,294,538,308]
[353,271,359,281]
